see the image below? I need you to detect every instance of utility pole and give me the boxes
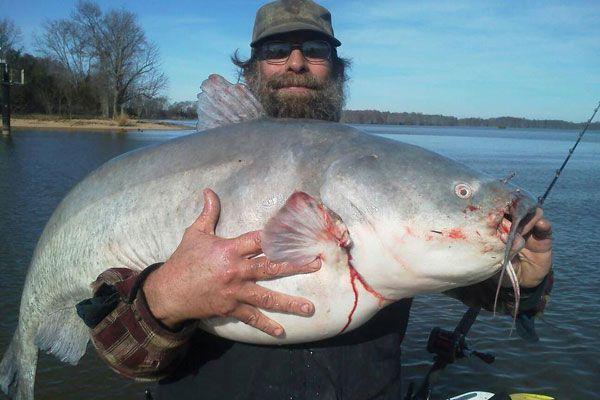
[1,60,10,136]
[1,48,25,137]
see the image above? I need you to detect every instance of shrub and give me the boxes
[116,112,133,126]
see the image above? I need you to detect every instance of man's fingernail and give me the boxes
[274,328,284,336]
[301,303,313,314]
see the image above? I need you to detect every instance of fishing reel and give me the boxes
[426,326,495,365]
[404,307,496,400]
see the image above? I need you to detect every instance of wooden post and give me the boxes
[1,62,10,136]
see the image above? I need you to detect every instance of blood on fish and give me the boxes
[340,260,387,334]
[467,205,479,212]
[340,266,360,334]
[448,228,466,239]
[487,208,505,227]
[354,267,386,303]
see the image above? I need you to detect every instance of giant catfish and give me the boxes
[0,75,536,399]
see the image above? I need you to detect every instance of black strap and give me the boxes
[76,284,120,328]
[75,262,165,328]
[127,262,165,303]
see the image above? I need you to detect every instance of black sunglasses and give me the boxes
[257,40,332,64]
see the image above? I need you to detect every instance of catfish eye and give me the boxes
[455,183,473,199]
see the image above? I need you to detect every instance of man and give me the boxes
[77,1,553,399]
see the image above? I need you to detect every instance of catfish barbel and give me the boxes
[1,81,537,400]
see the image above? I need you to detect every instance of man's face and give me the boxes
[246,32,345,122]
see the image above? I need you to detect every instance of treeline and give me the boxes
[0,3,192,120]
[2,9,596,127]
[341,109,600,130]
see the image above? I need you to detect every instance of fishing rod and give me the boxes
[538,101,600,205]
[405,102,599,400]
[404,307,495,400]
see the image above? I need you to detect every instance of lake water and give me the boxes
[1,123,599,399]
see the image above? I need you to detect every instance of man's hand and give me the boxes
[499,207,553,288]
[143,188,321,336]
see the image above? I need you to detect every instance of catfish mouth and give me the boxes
[493,190,538,323]
[499,207,535,255]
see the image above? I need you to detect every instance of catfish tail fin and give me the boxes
[0,331,37,400]
[196,74,265,131]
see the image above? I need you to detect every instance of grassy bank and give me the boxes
[10,114,191,131]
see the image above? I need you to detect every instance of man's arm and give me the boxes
[78,265,195,381]
[444,270,553,316]
[78,189,321,380]
[445,207,554,316]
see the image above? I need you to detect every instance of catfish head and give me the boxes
[318,142,538,303]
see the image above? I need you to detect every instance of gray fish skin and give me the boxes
[0,118,535,399]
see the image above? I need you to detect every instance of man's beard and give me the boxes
[246,69,345,122]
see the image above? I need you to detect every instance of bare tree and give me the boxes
[36,20,93,84]
[0,18,23,59]
[129,95,169,119]
[36,19,95,116]
[74,1,166,118]
[73,1,112,117]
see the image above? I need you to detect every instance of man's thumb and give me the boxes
[192,188,221,234]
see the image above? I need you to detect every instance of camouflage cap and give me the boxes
[251,0,341,47]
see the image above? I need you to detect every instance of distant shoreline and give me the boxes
[341,109,600,131]
[8,115,598,133]
[10,116,190,132]
[347,123,600,133]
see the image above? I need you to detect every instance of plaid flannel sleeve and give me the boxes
[77,264,195,381]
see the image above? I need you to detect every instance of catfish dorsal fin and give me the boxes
[262,192,351,266]
[196,74,265,131]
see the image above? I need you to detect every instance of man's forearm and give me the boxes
[76,265,195,381]
[444,269,554,316]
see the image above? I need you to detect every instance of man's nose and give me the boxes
[286,48,308,72]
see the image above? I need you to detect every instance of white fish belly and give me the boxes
[199,256,382,345]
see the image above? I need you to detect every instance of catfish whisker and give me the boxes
[493,264,505,317]
[494,214,521,317]
[507,261,520,335]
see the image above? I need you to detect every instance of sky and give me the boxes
[3,0,600,122]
